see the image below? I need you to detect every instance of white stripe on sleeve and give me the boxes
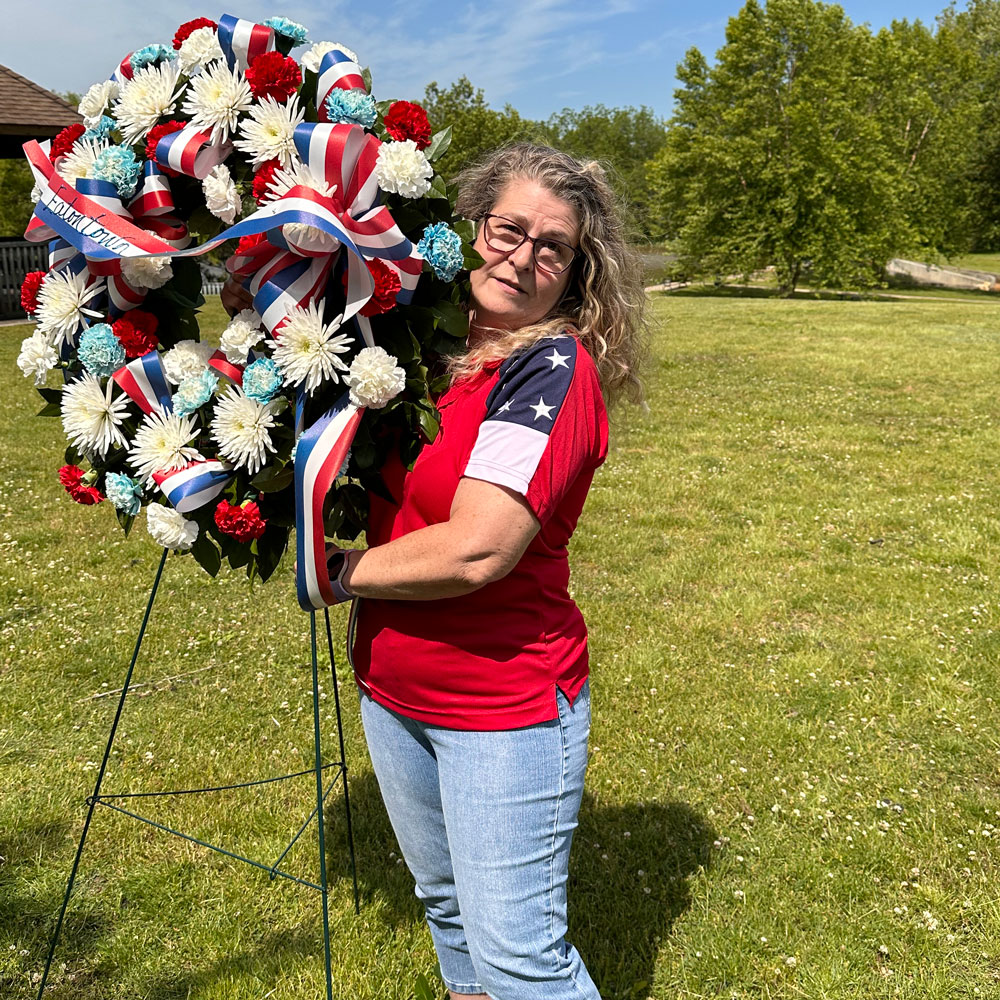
[464,421,550,495]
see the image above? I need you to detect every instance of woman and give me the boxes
[226,142,645,998]
[330,144,646,1000]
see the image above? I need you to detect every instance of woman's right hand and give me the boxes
[221,276,254,317]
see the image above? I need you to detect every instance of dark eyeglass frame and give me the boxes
[480,214,581,274]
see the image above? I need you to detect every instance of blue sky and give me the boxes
[2,1,952,122]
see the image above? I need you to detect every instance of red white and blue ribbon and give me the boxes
[111,350,173,415]
[294,390,364,610]
[316,47,366,121]
[154,460,234,514]
[155,126,233,180]
[217,14,275,71]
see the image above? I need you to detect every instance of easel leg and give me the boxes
[310,612,334,1000]
[323,608,360,914]
[35,548,169,999]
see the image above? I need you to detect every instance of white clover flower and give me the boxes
[57,137,108,184]
[60,372,131,458]
[162,339,215,385]
[347,346,406,409]
[181,58,253,143]
[17,330,59,385]
[219,308,264,363]
[202,164,241,224]
[211,385,278,474]
[128,406,203,485]
[375,139,433,199]
[113,62,183,144]
[301,41,359,74]
[78,81,120,126]
[146,502,198,550]
[234,95,304,167]
[121,255,173,290]
[176,25,225,76]
[267,300,353,395]
[35,269,105,347]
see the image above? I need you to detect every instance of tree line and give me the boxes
[5,0,1000,294]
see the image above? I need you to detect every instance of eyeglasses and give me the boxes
[480,214,580,274]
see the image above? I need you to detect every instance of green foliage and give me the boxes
[648,0,987,291]
[0,160,35,237]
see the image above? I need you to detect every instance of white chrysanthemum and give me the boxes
[17,330,59,385]
[234,95,304,167]
[78,80,120,126]
[57,137,108,184]
[162,339,216,385]
[181,59,253,143]
[219,308,264,363]
[301,40,359,74]
[176,25,225,75]
[30,181,42,203]
[114,62,183,144]
[211,385,278,474]
[202,164,241,224]
[147,502,199,550]
[267,300,353,395]
[128,407,204,485]
[121,255,174,290]
[264,159,340,251]
[35,269,104,347]
[375,139,433,199]
[346,346,406,409]
[61,373,131,458]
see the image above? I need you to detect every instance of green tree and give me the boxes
[0,160,34,237]
[647,0,961,291]
[422,77,543,180]
[540,105,667,237]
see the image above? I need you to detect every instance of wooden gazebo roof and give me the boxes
[0,63,80,158]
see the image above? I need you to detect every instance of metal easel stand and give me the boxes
[34,548,359,1000]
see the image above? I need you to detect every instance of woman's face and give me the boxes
[468,178,580,335]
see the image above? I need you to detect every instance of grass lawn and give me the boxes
[946,252,1000,275]
[2,292,999,998]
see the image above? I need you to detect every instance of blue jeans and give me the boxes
[359,682,600,999]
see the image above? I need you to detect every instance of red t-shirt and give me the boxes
[352,334,609,730]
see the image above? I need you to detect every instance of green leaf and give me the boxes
[252,465,294,493]
[36,402,61,418]
[413,973,436,1000]
[425,125,453,163]
[428,174,449,202]
[37,387,63,405]
[431,300,469,338]
[362,66,373,94]
[453,219,476,243]
[417,405,440,442]
[255,524,289,582]
[190,533,221,577]
[116,510,135,537]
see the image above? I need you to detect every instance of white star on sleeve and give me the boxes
[497,398,514,413]
[545,348,570,369]
[530,396,555,421]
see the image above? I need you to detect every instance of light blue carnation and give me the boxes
[91,146,142,199]
[324,89,377,129]
[417,222,464,282]
[83,116,117,141]
[173,369,219,417]
[105,472,144,516]
[78,323,126,377]
[264,16,308,45]
[130,44,176,71]
[243,357,283,404]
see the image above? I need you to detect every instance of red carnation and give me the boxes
[383,101,432,150]
[173,17,217,49]
[50,124,86,161]
[346,258,402,317]
[245,51,301,102]
[252,159,281,204]
[58,465,104,505]
[113,309,160,358]
[144,120,187,176]
[20,271,46,314]
[214,499,267,543]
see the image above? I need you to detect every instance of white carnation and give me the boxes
[202,164,241,224]
[219,308,264,364]
[146,502,198,550]
[17,330,59,385]
[301,41,359,74]
[162,339,215,385]
[375,139,433,199]
[121,255,173,290]
[78,80,120,126]
[347,346,406,409]
[176,25,225,75]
